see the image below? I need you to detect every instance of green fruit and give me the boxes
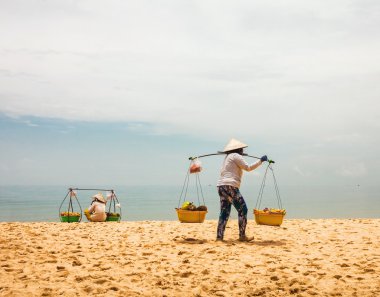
[181,201,193,210]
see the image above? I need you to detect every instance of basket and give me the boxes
[253,209,286,226]
[60,215,80,223]
[106,215,120,222]
[176,209,207,223]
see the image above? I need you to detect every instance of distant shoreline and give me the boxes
[0,215,380,222]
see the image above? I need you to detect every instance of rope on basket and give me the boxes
[178,160,205,208]
[255,163,283,210]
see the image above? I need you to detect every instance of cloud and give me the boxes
[336,163,368,177]
[293,165,312,177]
[23,120,39,127]
[0,0,379,146]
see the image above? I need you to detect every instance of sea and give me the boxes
[0,184,379,222]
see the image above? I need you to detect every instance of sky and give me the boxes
[0,0,379,186]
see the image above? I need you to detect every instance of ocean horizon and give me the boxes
[0,184,379,222]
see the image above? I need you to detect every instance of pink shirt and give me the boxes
[88,201,106,222]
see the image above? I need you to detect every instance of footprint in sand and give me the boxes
[41,288,53,297]
[83,286,93,293]
[180,271,192,278]
[181,237,206,244]
[270,276,279,281]
[71,259,82,267]
[56,266,66,271]
[94,279,108,285]
[75,276,87,282]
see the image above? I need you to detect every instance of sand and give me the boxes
[0,219,379,297]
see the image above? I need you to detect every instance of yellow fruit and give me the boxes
[61,211,80,217]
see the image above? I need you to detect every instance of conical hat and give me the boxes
[92,193,106,203]
[221,138,248,152]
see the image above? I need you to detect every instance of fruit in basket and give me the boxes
[106,212,120,217]
[269,208,286,214]
[181,201,193,210]
[60,211,80,217]
[181,202,208,211]
[255,208,286,215]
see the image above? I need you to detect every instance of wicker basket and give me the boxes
[60,215,80,223]
[253,209,286,226]
[176,209,207,223]
[106,215,120,222]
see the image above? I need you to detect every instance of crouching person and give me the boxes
[84,193,107,222]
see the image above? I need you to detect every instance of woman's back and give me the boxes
[89,201,105,214]
[88,201,107,222]
[217,153,244,188]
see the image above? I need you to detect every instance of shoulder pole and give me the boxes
[189,152,275,163]
[188,153,225,160]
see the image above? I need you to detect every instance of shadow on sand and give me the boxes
[176,237,208,244]
[175,237,286,246]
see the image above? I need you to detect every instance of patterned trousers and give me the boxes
[217,185,248,239]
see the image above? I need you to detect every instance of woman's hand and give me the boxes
[260,155,268,162]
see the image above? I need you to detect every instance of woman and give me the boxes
[216,138,268,242]
[85,193,107,222]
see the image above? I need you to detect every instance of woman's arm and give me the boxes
[234,154,262,172]
[88,203,95,213]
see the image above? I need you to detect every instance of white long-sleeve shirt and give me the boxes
[217,153,262,188]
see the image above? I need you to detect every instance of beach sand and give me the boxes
[1,219,379,296]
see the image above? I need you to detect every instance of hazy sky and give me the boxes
[0,0,379,186]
